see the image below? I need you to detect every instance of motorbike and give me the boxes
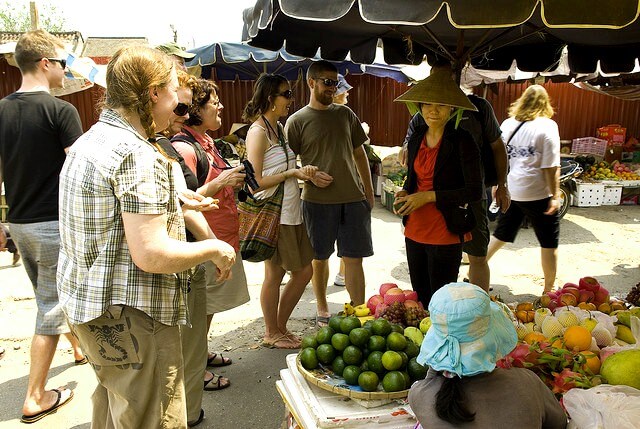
[558,159,583,219]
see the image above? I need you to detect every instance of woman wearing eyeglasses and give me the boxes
[243,73,318,349]
[171,78,250,393]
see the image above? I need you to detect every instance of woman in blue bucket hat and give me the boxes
[409,282,567,428]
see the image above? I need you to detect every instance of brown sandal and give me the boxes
[203,373,230,391]
[207,352,232,367]
[262,334,301,349]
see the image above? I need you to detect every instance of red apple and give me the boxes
[578,290,595,303]
[379,283,399,296]
[403,290,419,302]
[547,301,558,311]
[367,294,385,314]
[547,291,559,301]
[594,286,610,304]
[563,282,579,290]
[404,300,420,309]
[579,277,601,293]
[384,288,407,304]
[562,287,581,301]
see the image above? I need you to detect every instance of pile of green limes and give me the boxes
[299,315,428,393]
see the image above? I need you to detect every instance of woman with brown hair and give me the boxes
[243,73,317,349]
[171,78,250,390]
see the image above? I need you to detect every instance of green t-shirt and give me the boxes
[285,104,368,204]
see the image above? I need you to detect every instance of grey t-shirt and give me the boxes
[285,104,368,204]
[408,367,567,429]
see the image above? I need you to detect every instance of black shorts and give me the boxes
[493,197,559,248]
[462,199,489,257]
[302,200,373,260]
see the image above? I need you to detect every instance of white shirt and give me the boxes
[502,116,560,201]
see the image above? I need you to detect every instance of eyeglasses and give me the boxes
[173,102,190,116]
[275,90,293,99]
[36,58,67,69]
[315,78,339,87]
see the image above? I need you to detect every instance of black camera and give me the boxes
[241,159,260,191]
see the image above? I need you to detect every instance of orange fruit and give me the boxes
[551,338,565,349]
[523,332,547,345]
[578,351,601,375]
[563,326,592,352]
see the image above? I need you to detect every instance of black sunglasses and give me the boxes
[173,102,190,116]
[36,58,67,69]
[316,78,339,87]
[275,90,293,99]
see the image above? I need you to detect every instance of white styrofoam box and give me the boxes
[380,189,388,206]
[375,175,384,196]
[572,182,605,207]
[603,185,623,205]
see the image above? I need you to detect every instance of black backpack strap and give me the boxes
[171,131,210,188]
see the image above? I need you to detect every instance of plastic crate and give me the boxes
[572,182,605,207]
[571,137,608,157]
[602,185,623,205]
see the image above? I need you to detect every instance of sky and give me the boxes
[14,0,258,48]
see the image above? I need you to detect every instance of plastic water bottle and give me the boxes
[489,200,500,214]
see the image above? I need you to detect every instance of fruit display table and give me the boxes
[277,354,417,429]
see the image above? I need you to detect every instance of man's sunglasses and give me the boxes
[275,90,293,99]
[36,58,67,69]
[316,78,339,87]
[173,102,190,116]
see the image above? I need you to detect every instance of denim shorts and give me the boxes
[9,221,68,335]
[302,200,373,260]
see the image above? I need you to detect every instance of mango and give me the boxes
[615,324,636,344]
[600,349,640,389]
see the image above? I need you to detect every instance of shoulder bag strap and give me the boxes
[507,121,526,145]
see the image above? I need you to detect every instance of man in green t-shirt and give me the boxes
[285,61,374,325]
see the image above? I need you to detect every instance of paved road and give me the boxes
[0,202,639,427]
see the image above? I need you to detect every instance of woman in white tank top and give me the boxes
[243,74,320,349]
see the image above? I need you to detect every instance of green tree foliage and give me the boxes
[0,2,68,32]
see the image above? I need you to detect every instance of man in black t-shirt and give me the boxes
[0,30,83,423]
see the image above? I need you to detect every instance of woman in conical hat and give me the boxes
[393,69,484,308]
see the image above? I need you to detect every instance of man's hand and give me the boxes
[493,184,511,213]
[544,197,560,215]
[178,190,219,212]
[310,171,333,188]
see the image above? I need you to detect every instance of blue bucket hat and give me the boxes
[335,74,353,96]
[416,282,517,377]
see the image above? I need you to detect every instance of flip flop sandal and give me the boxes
[74,357,88,365]
[316,315,331,327]
[21,388,74,424]
[206,352,232,367]
[262,334,300,349]
[203,373,230,391]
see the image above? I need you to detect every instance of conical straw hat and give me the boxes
[395,69,477,112]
